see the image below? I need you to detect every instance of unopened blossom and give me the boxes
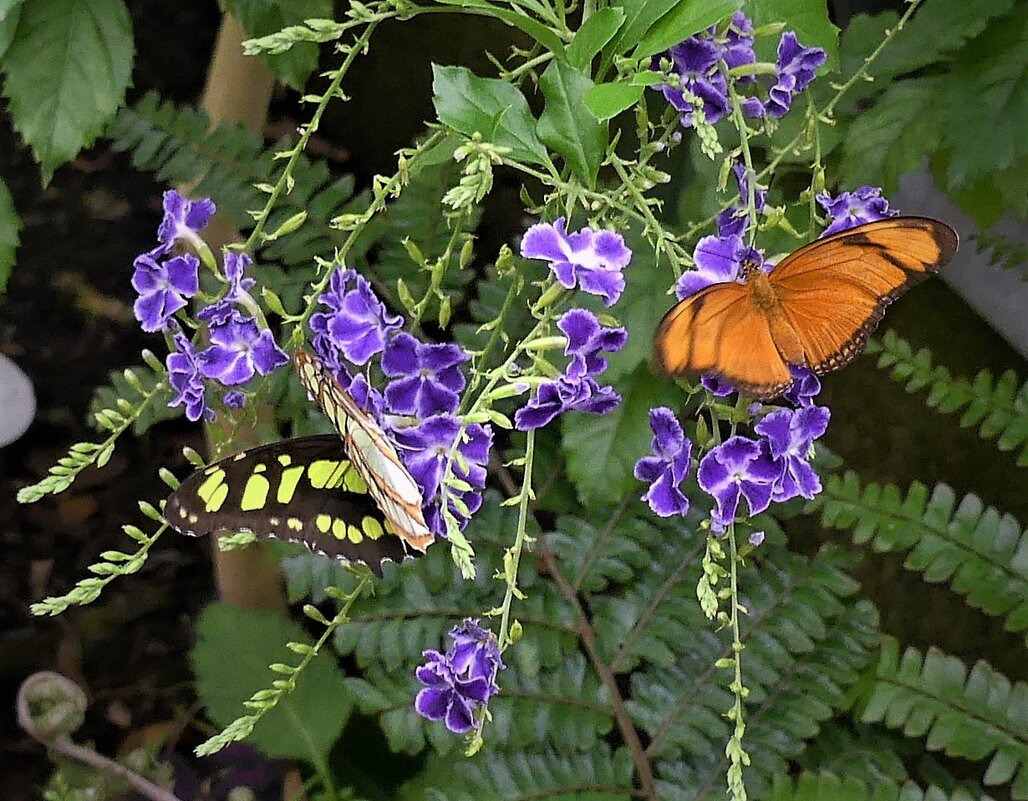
[817,186,896,237]
[521,218,632,306]
[222,390,247,410]
[199,315,289,386]
[309,268,402,367]
[634,408,693,517]
[767,32,827,118]
[702,375,735,397]
[222,251,257,303]
[755,405,830,501]
[157,190,215,250]
[783,366,821,407]
[660,37,730,126]
[716,163,768,238]
[395,415,492,537]
[132,252,199,332]
[382,332,468,417]
[415,619,503,734]
[675,234,763,300]
[697,436,780,529]
[558,309,627,380]
[166,332,211,422]
[514,376,620,431]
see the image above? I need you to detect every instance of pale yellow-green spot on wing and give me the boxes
[362,516,384,540]
[347,524,363,544]
[343,467,368,494]
[315,514,332,533]
[197,469,229,512]
[326,460,350,489]
[332,518,347,540]
[253,463,267,473]
[277,454,292,466]
[287,517,303,532]
[241,473,271,512]
[278,465,305,504]
[308,460,341,490]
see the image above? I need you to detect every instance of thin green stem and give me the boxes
[497,427,536,650]
[724,520,748,801]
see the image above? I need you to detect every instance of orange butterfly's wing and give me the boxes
[653,282,793,398]
[770,216,958,375]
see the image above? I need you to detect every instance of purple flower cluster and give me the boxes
[309,267,489,540]
[817,185,897,237]
[634,367,829,530]
[514,309,627,431]
[521,218,632,307]
[655,12,826,128]
[415,619,504,734]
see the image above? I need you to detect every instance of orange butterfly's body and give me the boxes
[653,217,958,399]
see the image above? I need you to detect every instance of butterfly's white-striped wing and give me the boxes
[294,351,434,552]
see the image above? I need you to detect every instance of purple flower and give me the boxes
[676,234,763,300]
[659,37,730,126]
[382,333,468,417]
[558,309,627,380]
[395,415,492,537]
[697,436,780,529]
[223,390,247,409]
[132,252,199,333]
[755,405,830,501]
[722,12,757,75]
[310,268,403,366]
[716,163,767,238]
[223,251,256,303]
[157,190,215,249]
[199,316,289,386]
[748,530,765,547]
[514,376,620,431]
[309,336,384,416]
[702,375,735,397]
[166,332,212,422]
[817,186,896,237]
[414,619,503,735]
[767,32,827,118]
[521,218,632,307]
[634,408,693,517]
[783,366,821,407]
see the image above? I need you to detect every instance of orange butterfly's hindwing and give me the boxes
[652,217,958,398]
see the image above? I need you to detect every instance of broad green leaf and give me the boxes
[432,64,549,165]
[0,178,19,295]
[635,0,743,59]
[223,0,332,91]
[746,0,839,71]
[606,0,679,59]
[563,364,676,507]
[839,77,945,193]
[584,82,645,120]
[537,60,608,186]
[942,9,1027,190]
[2,0,133,184]
[0,0,24,58]
[191,602,351,763]
[568,8,626,68]
[434,0,567,57]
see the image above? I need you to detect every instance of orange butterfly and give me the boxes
[653,216,958,399]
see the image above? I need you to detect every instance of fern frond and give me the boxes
[863,639,1028,798]
[867,331,1028,466]
[796,722,912,785]
[765,772,996,801]
[814,472,1028,643]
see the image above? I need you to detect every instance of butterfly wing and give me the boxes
[294,351,434,553]
[770,216,958,374]
[165,436,408,577]
[653,281,794,398]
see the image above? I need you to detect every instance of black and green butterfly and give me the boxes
[165,351,434,576]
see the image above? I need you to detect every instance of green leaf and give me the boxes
[431,64,549,165]
[942,8,1028,190]
[605,0,680,60]
[537,60,608,186]
[635,0,743,59]
[562,364,674,507]
[0,177,20,294]
[223,0,332,90]
[746,0,839,71]
[583,82,645,121]
[2,0,133,184]
[191,602,351,763]
[0,0,24,58]
[839,77,945,193]
[433,0,567,57]
[568,8,626,68]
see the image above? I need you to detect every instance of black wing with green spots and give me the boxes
[165,435,409,576]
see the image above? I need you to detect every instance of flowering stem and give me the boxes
[724,520,749,801]
[462,278,523,406]
[497,427,536,651]
[725,79,759,242]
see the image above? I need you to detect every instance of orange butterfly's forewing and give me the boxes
[652,216,958,398]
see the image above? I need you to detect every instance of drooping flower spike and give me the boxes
[634,408,693,518]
